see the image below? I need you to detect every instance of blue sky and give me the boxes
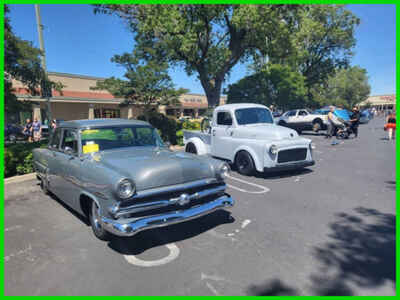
[8,4,396,96]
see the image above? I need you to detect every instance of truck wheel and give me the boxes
[235,151,255,176]
[312,120,322,132]
[89,201,111,241]
[185,142,197,154]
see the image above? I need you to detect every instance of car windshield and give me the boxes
[80,125,164,153]
[235,108,274,125]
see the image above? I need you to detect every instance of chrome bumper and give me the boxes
[100,194,234,237]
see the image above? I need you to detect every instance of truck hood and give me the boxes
[93,147,216,191]
[235,124,299,141]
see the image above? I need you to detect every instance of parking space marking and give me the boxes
[123,243,180,267]
[226,174,270,194]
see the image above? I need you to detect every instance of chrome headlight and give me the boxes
[269,144,278,155]
[217,163,230,180]
[310,142,316,150]
[116,179,135,199]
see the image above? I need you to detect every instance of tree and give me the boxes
[290,5,360,97]
[91,53,187,120]
[312,66,370,108]
[4,5,63,118]
[93,5,302,107]
[226,64,307,111]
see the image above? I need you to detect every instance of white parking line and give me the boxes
[226,174,270,194]
[123,243,180,267]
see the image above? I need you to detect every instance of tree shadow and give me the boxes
[107,209,234,255]
[310,207,395,295]
[246,279,299,296]
[385,180,396,191]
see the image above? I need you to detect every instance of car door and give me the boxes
[211,111,234,159]
[46,128,63,197]
[284,110,298,127]
[56,128,82,210]
[297,110,310,129]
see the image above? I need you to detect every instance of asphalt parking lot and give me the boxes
[5,117,395,296]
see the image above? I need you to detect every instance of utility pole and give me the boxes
[34,4,52,122]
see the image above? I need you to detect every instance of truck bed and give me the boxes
[183,130,211,145]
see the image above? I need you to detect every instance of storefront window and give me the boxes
[94,108,120,119]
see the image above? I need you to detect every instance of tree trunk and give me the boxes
[200,76,223,108]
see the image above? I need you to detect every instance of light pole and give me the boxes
[34,4,52,122]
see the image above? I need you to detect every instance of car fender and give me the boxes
[184,137,208,155]
[233,145,263,172]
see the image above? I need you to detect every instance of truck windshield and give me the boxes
[80,126,164,153]
[235,108,274,125]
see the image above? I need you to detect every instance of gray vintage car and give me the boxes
[33,119,234,241]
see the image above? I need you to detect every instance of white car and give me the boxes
[277,109,329,133]
[183,103,315,176]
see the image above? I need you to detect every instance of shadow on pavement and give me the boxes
[310,207,395,295]
[246,279,299,296]
[245,207,395,296]
[108,209,234,255]
[255,168,313,180]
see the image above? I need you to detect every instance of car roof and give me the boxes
[215,103,269,112]
[60,118,150,129]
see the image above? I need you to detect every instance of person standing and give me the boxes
[325,106,336,139]
[23,118,33,142]
[349,106,361,138]
[32,118,42,142]
[384,111,396,140]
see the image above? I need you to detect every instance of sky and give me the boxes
[8,4,397,96]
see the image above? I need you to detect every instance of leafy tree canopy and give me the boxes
[226,64,307,111]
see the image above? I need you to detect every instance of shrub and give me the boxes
[138,112,179,145]
[5,141,48,178]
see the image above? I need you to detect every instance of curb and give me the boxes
[4,173,36,185]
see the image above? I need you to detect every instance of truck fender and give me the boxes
[233,145,263,172]
[184,137,208,155]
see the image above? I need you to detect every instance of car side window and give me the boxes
[61,129,79,155]
[50,128,62,149]
[299,110,308,116]
[216,111,233,126]
[287,111,297,117]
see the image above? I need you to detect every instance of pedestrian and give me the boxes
[325,106,336,139]
[51,119,57,131]
[349,106,361,138]
[32,118,42,142]
[23,118,33,142]
[384,111,396,140]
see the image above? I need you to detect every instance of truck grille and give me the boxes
[277,148,307,163]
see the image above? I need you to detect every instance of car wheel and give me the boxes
[312,121,322,132]
[89,201,111,241]
[185,143,197,154]
[235,151,255,176]
[278,121,286,127]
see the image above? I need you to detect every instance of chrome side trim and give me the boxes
[101,194,234,237]
[109,184,226,218]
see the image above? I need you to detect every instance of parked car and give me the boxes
[277,109,328,134]
[5,124,24,142]
[359,110,373,124]
[183,103,315,176]
[33,119,234,241]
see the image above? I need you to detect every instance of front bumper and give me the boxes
[264,160,315,173]
[100,193,234,237]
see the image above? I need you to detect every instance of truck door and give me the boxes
[211,111,233,159]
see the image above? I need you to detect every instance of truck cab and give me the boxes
[184,103,315,176]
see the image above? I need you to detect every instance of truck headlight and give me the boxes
[116,179,135,199]
[217,163,230,180]
[269,144,278,155]
[310,142,316,150]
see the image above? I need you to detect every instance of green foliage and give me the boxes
[137,111,179,145]
[94,5,301,107]
[4,5,64,115]
[312,66,371,108]
[176,130,184,146]
[91,54,187,119]
[181,120,201,130]
[5,141,48,178]
[226,64,307,110]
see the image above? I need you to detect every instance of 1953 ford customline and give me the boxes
[33,119,234,241]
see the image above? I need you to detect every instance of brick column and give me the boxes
[32,104,42,122]
[88,104,94,120]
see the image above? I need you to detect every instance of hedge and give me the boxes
[5,141,48,178]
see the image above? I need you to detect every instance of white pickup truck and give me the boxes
[183,103,315,176]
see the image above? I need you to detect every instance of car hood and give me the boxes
[234,124,299,141]
[93,147,216,191]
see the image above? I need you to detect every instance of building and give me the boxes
[358,94,396,111]
[8,71,226,124]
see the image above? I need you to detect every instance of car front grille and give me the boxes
[277,148,307,163]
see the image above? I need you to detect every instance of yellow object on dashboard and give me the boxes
[83,143,99,154]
